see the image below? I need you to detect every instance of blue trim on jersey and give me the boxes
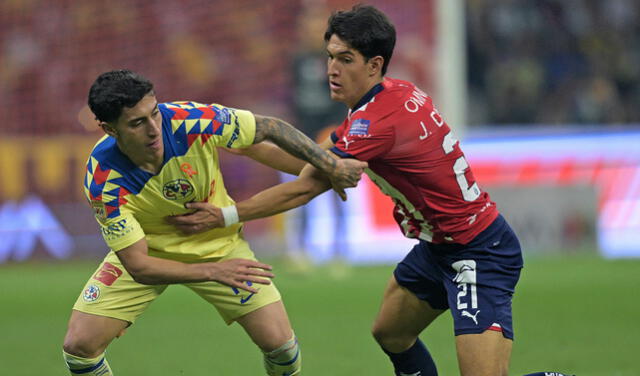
[202,121,214,135]
[330,131,339,143]
[186,107,204,119]
[168,120,190,157]
[88,137,151,197]
[68,357,105,374]
[159,103,224,156]
[351,82,384,111]
[330,146,355,159]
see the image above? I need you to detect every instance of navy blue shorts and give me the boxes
[394,214,523,339]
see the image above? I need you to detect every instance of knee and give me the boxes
[63,332,103,359]
[371,322,414,353]
[371,320,388,344]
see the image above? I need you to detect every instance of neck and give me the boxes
[118,142,163,174]
[351,77,385,109]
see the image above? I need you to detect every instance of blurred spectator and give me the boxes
[467,0,640,125]
[291,1,346,138]
[282,1,347,264]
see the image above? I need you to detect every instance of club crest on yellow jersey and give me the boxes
[163,179,195,201]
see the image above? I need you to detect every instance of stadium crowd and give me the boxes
[466,0,640,125]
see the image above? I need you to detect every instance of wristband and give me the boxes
[221,205,239,227]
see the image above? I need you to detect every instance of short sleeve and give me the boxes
[331,115,394,161]
[160,102,256,150]
[94,207,145,251]
[215,106,256,149]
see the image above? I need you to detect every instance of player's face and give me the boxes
[108,94,163,165]
[326,34,380,108]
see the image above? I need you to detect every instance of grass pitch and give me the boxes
[1,254,638,375]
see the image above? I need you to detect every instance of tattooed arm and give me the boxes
[253,115,367,195]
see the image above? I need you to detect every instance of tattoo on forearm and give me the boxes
[254,116,336,173]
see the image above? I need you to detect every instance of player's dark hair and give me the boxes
[88,69,154,123]
[324,4,396,75]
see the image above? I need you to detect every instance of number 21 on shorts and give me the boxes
[452,260,478,310]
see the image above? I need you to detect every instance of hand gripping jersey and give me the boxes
[331,78,498,244]
[84,102,255,261]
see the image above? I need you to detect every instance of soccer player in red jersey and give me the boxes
[169,5,573,376]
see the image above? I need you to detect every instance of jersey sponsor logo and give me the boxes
[216,107,232,125]
[399,372,422,376]
[348,118,370,136]
[226,117,241,148]
[180,162,198,178]
[101,218,135,242]
[162,179,194,200]
[91,200,107,222]
[93,262,123,286]
[83,284,101,302]
[100,219,129,236]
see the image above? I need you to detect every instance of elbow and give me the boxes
[130,273,153,285]
[127,268,150,285]
[122,263,156,285]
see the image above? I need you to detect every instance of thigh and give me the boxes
[393,240,450,311]
[455,330,512,376]
[236,300,293,351]
[185,239,282,325]
[72,251,167,324]
[440,221,522,340]
[372,275,445,352]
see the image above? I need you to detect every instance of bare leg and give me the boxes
[63,310,129,358]
[456,330,512,376]
[236,300,293,351]
[372,276,444,352]
[236,301,300,375]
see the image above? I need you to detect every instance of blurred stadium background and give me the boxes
[1,0,639,375]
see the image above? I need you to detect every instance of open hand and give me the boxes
[204,258,275,293]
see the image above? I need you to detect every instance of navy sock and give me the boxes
[523,373,575,376]
[382,338,437,376]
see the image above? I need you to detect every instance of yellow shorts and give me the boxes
[72,239,281,325]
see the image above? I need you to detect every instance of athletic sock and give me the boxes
[382,338,438,376]
[63,350,113,375]
[523,372,575,376]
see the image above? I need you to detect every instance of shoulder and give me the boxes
[373,78,435,121]
[84,136,148,207]
[160,101,243,133]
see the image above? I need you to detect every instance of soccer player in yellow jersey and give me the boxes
[61,70,367,375]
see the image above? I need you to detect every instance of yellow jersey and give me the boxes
[83,101,255,262]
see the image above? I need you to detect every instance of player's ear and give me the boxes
[368,56,384,77]
[100,122,118,138]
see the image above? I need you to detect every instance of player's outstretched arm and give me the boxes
[236,163,331,222]
[165,163,334,233]
[253,114,367,194]
[222,142,307,176]
[115,238,273,293]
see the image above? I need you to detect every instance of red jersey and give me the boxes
[331,78,498,244]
